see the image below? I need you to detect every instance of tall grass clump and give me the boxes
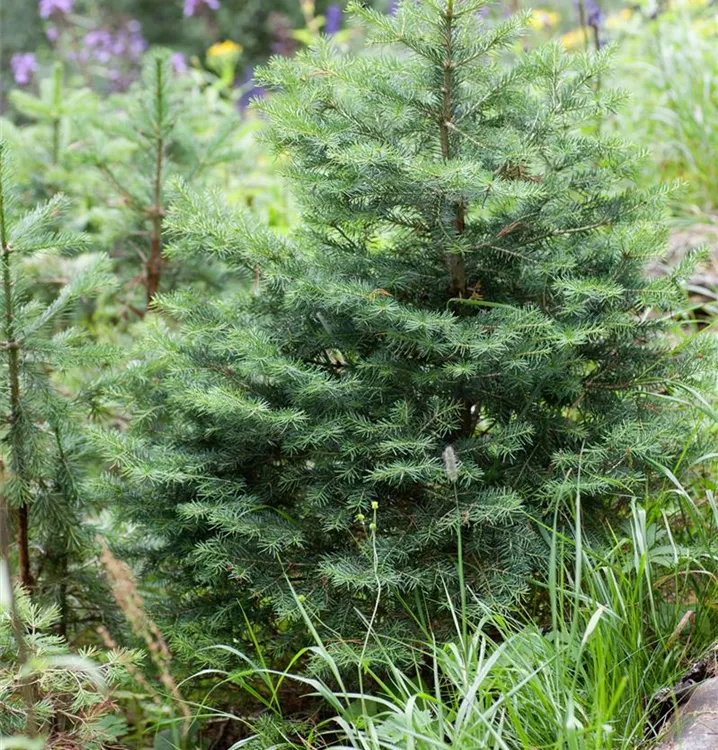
[202,480,718,749]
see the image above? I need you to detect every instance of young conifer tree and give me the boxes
[0,584,137,743]
[6,52,267,321]
[80,48,241,313]
[100,1,711,658]
[8,62,95,172]
[0,142,116,635]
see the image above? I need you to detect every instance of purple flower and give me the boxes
[38,0,74,18]
[238,66,265,112]
[129,37,148,59]
[84,29,113,63]
[111,35,127,56]
[325,4,342,34]
[11,53,38,86]
[583,0,603,47]
[183,0,220,17]
[585,0,602,27]
[83,22,146,65]
[46,25,59,42]
[116,20,148,60]
[171,52,188,74]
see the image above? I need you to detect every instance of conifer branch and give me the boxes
[477,220,612,255]
[94,160,145,212]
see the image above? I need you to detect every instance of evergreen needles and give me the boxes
[81,48,240,313]
[99,1,713,661]
[0,141,116,634]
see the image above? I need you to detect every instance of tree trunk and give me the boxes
[0,145,34,593]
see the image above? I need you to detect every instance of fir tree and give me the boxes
[8,61,94,170]
[79,48,241,313]
[5,52,293,324]
[0,141,116,635]
[100,1,711,659]
[6,52,216,314]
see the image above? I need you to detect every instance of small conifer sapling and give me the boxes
[100,1,712,660]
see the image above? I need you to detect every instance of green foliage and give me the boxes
[614,5,718,215]
[70,48,237,311]
[216,488,718,749]
[0,586,138,748]
[9,62,97,172]
[0,141,117,635]
[5,51,293,323]
[94,0,714,663]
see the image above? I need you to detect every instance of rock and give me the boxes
[656,677,718,749]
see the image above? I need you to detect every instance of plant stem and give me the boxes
[440,0,467,301]
[454,482,467,648]
[53,424,74,637]
[576,0,590,50]
[51,63,63,166]
[52,123,60,167]
[146,56,165,307]
[17,504,33,591]
[0,145,34,592]
[0,458,38,735]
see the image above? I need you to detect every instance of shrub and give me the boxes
[0,586,137,748]
[99,0,711,660]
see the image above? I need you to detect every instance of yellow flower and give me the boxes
[206,39,242,80]
[207,40,242,59]
[528,9,560,30]
[605,8,633,29]
[560,27,588,50]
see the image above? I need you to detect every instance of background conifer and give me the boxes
[0,142,116,637]
[4,52,290,326]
